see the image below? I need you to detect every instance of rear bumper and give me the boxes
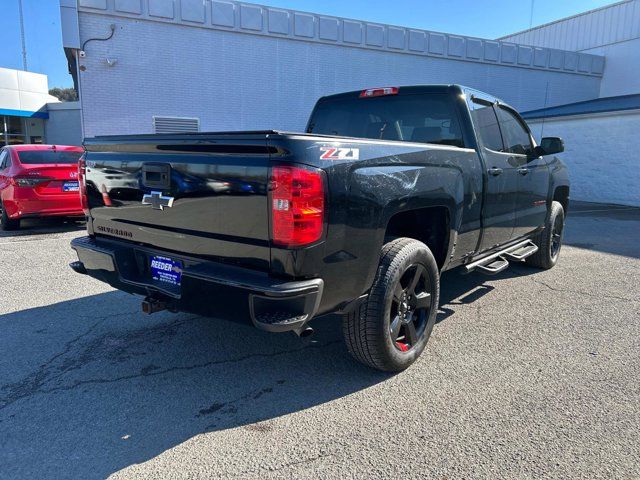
[70,236,324,333]
[5,190,83,218]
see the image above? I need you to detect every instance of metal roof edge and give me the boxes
[497,0,633,40]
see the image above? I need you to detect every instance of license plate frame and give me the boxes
[149,255,183,288]
[62,181,79,192]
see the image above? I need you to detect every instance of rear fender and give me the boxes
[348,162,463,291]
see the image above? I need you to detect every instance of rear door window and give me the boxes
[307,93,466,148]
[17,150,82,165]
[469,100,504,152]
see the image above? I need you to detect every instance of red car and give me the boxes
[0,145,85,230]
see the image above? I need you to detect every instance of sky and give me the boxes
[0,0,617,89]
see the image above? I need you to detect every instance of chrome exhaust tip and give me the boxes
[293,326,314,339]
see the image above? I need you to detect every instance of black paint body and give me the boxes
[72,85,569,329]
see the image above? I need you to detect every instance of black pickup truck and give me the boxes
[70,85,569,372]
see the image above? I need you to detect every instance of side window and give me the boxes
[469,100,504,151]
[496,107,534,156]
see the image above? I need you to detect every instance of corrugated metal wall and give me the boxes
[499,0,640,51]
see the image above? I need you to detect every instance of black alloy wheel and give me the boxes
[390,264,432,352]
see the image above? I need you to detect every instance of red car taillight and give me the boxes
[270,165,325,248]
[78,155,89,215]
[12,175,52,187]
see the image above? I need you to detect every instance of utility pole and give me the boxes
[18,0,28,70]
[529,0,536,28]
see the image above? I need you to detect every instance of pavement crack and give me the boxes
[513,268,638,303]
[0,339,341,411]
[0,310,163,412]
[234,451,336,477]
[0,313,113,412]
[39,340,340,394]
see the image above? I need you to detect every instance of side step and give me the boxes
[465,239,538,275]
[475,257,509,275]
[503,241,538,261]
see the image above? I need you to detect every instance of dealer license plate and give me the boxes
[62,181,79,192]
[150,255,183,287]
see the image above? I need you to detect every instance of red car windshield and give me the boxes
[17,150,83,165]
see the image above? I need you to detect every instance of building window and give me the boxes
[1,116,25,147]
[0,116,44,147]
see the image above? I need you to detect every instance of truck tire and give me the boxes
[342,238,440,372]
[0,202,19,231]
[526,201,565,269]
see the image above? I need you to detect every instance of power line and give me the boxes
[529,0,536,28]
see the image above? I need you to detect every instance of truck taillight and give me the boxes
[270,165,325,248]
[78,155,89,215]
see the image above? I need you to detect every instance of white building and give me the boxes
[0,66,82,146]
[503,0,640,206]
[500,0,640,99]
[58,0,639,205]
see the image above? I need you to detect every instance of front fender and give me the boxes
[547,155,570,207]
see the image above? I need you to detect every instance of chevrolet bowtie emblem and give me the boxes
[142,191,174,210]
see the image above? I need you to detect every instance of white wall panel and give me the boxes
[583,37,640,97]
[76,0,604,76]
[528,111,640,206]
[76,12,601,138]
[0,67,54,115]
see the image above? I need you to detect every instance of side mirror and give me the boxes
[535,136,564,156]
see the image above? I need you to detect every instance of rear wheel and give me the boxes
[0,202,19,231]
[526,201,564,269]
[342,238,439,372]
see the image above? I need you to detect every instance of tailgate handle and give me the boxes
[142,163,171,189]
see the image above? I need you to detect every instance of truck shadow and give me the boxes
[436,265,537,323]
[0,266,540,478]
[0,291,384,479]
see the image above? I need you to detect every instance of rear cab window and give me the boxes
[17,150,83,165]
[307,93,466,148]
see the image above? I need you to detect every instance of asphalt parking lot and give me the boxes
[1,203,638,479]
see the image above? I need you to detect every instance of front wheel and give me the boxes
[526,200,565,269]
[342,238,440,372]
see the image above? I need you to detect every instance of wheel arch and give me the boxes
[383,205,453,270]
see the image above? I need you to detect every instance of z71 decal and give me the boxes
[320,147,360,160]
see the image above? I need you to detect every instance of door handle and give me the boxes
[487,167,503,176]
[518,167,529,176]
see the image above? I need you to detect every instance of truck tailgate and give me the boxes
[83,133,274,271]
